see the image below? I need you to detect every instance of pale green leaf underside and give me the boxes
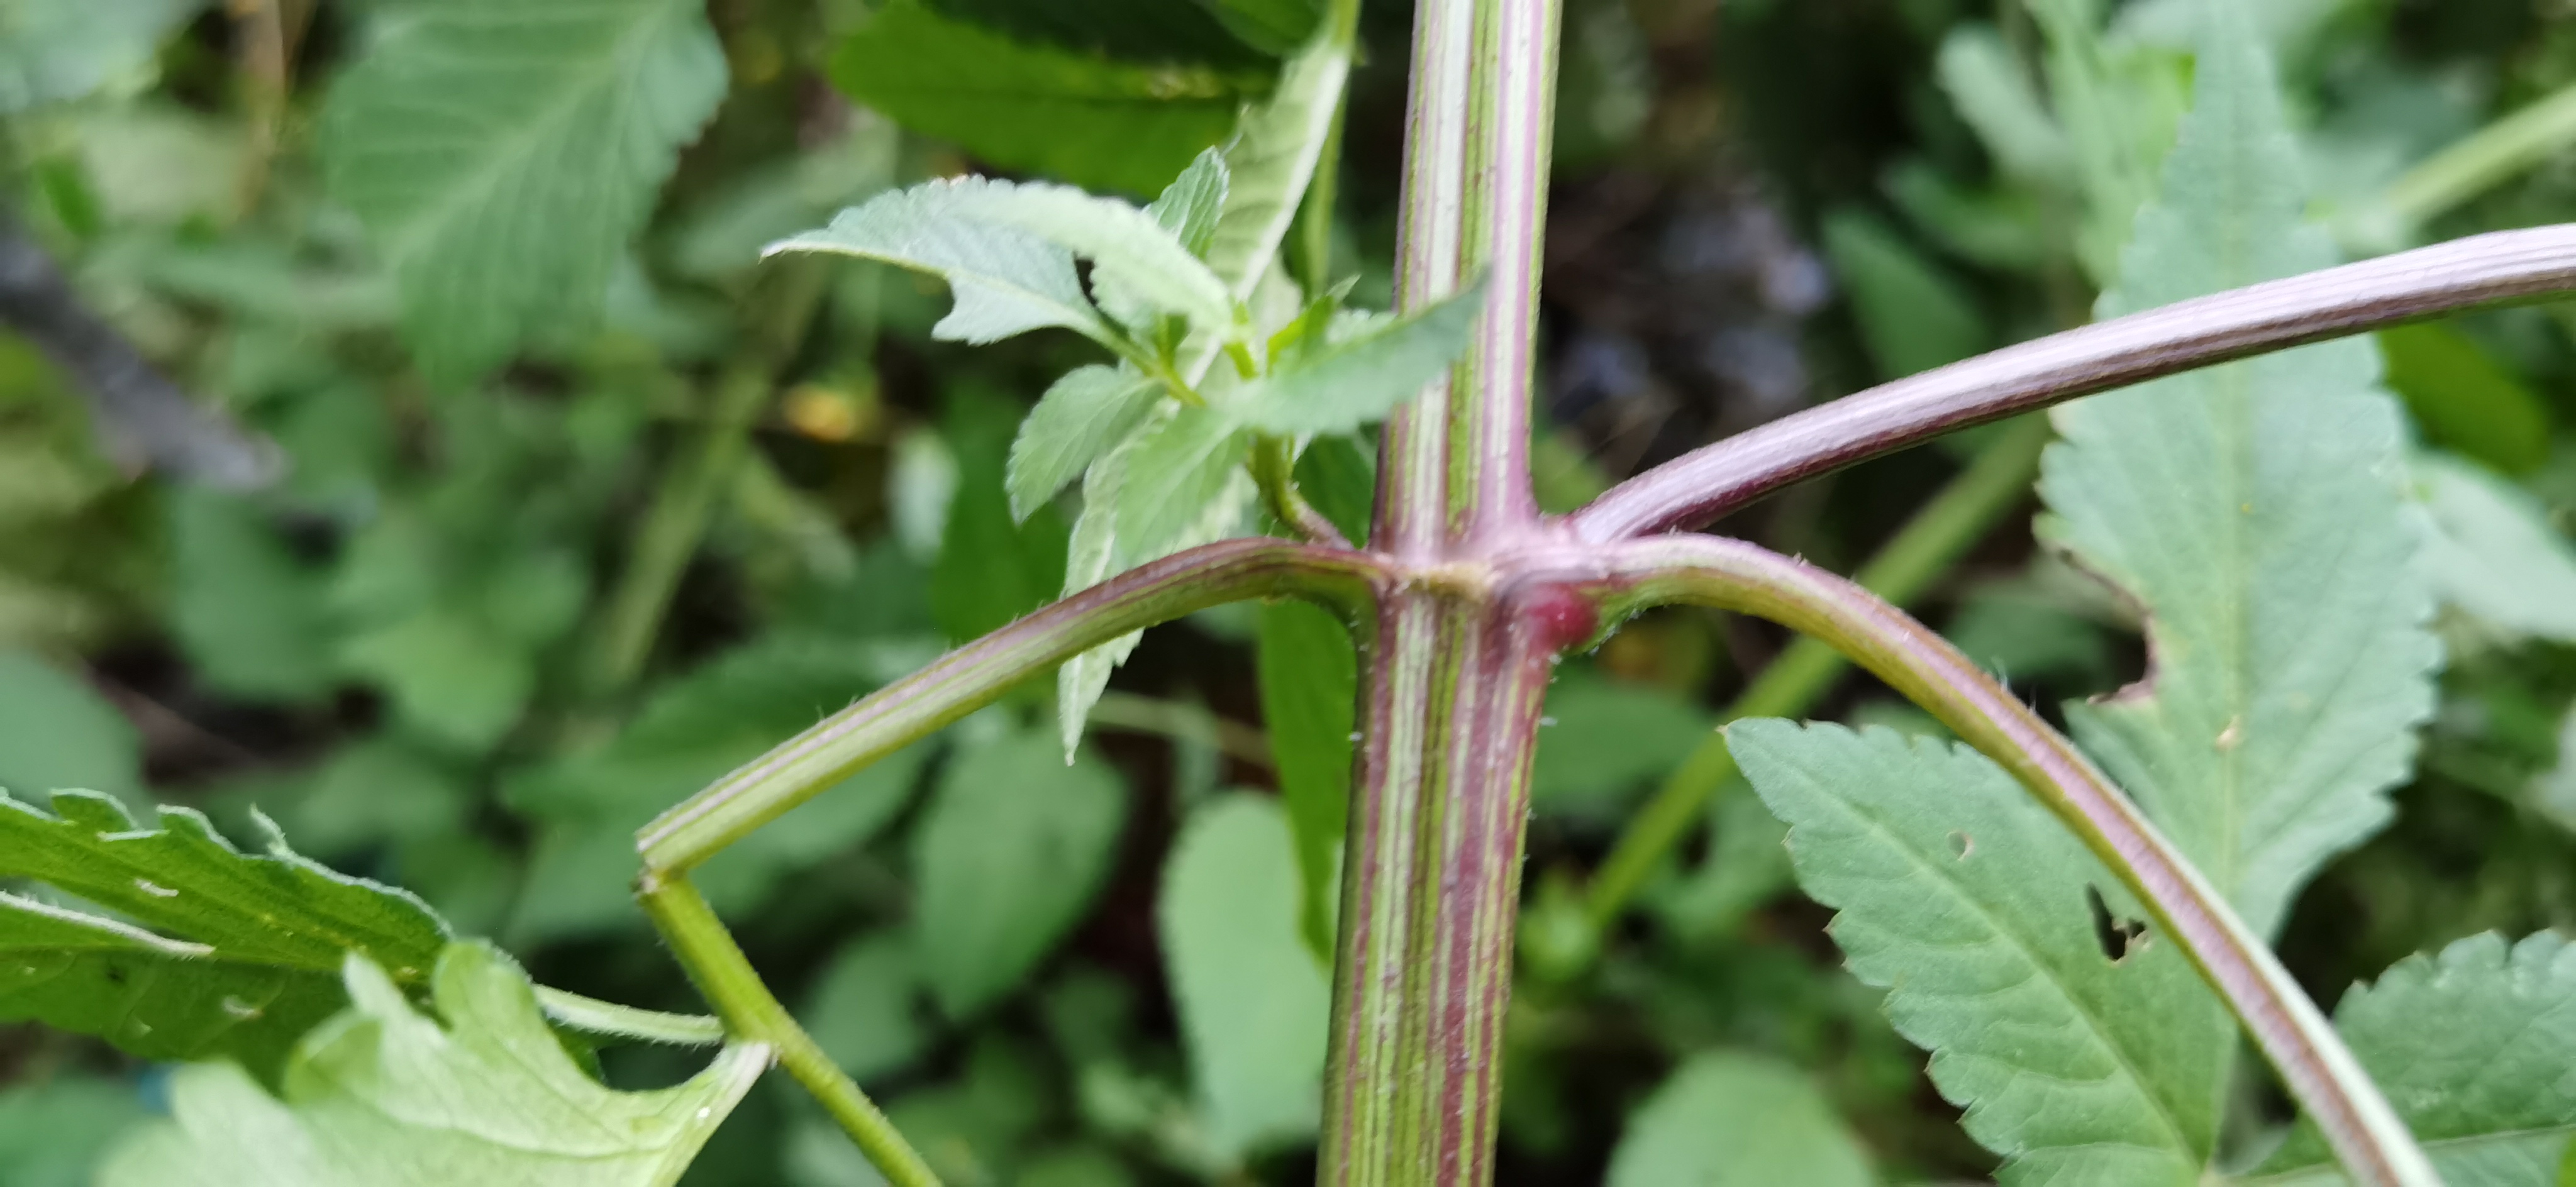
[1096,149,1232,329]
[1007,365,1167,522]
[767,177,1106,346]
[1159,795,1330,1156]
[100,942,765,1187]
[2414,453,2576,643]
[1607,1051,1879,1187]
[2248,933,2576,1187]
[1226,280,1487,435]
[1114,406,1253,555]
[0,0,201,112]
[1733,721,2229,1186]
[319,0,726,380]
[2037,11,2435,941]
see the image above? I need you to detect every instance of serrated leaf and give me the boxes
[2037,14,2437,940]
[1225,281,1487,435]
[1606,1051,1879,1187]
[1008,366,1167,521]
[1733,720,2230,1185]
[99,942,765,1186]
[767,178,1107,345]
[318,0,726,381]
[1256,600,1354,960]
[1158,795,1330,1156]
[2251,933,2576,1186]
[0,0,201,112]
[912,726,1127,1019]
[1057,449,1148,762]
[1201,3,1355,295]
[2415,453,2576,644]
[1114,406,1253,553]
[0,788,449,1075]
[1097,150,1231,328]
[831,3,1256,197]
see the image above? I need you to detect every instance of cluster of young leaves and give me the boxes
[1728,6,2576,1184]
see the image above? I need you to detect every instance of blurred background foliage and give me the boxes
[3,0,2576,1183]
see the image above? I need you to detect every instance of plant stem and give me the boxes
[587,261,826,697]
[1085,691,1272,770]
[1570,224,2576,541]
[1577,414,2051,935]
[534,986,725,1046]
[1325,3,1565,1184]
[1572,534,2438,1187]
[1255,434,1353,546]
[638,538,1384,873]
[638,873,941,1187]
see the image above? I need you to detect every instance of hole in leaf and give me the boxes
[1947,830,1972,859]
[2086,885,2148,963]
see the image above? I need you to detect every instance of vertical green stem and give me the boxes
[587,261,826,696]
[638,873,941,1187]
[1576,414,2052,935]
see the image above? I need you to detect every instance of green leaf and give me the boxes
[768,177,1106,345]
[802,934,930,1086]
[1201,4,1355,295]
[0,788,452,1075]
[2251,933,2576,1186]
[831,3,1255,197]
[1096,150,1232,328]
[2379,325,2554,475]
[0,0,201,111]
[1056,450,1149,762]
[2038,13,2436,940]
[1606,1051,1879,1187]
[939,391,1074,639]
[1194,0,1323,56]
[99,942,765,1186]
[1733,720,2230,1185]
[1224,281,1487,435]
[1007,366,1167,522]
[1158,795,1330,1156]
[1531,671,1716,819]
[2415,453,2576,644]
[1936,23,2074,187]
[318,0,726,381]
[509,634,932,941]
[1820,209,1989,382]
[167,492,338,703]
[0,648,140,803]
[1256,600,1354,960]
[338,609,536,752]
[911,726,1128,1019]
[0,1076,147,1187]
[1113,406,1253,558]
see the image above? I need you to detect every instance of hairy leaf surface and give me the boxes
[1733,720,2228,1185]
[1006,367,1166,522]
[2037,11,2437,940]
[99,942,764,1186]
[1159,795,1330,1156]
[319,0,726,380]
[1225,281,1486,435]
[766,178,1106,346]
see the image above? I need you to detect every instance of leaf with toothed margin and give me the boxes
[2037,3,2436,944]
[1224,280,1485,436]
[1096,149,1230,330]
[1733,720,2229,1186]
[1114,406,1253,556]
[0,788,451,1078]
[98,941,765,1186]
[2251,932,2576,1187]
[1006,365,1166,522]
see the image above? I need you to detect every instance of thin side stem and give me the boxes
[1255,434,1355,547]
[638,874,940,1187]
[1576,414,2051,935]
[1569,224,2576,541]
[534,986,725,1046]
[1085,692,1272,770]
[638,538,1384,873]
[2377,82,2576,234]
[589,262,826,695]
[1562,534,2435,1187]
